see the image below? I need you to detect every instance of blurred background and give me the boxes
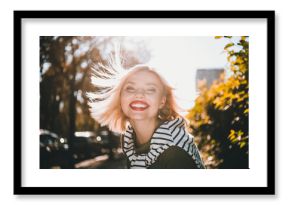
[40,36,248,169]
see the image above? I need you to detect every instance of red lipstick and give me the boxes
[129,100,149,111]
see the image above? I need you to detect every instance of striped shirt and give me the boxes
[122,118,205,169]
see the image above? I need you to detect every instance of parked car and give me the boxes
[40,127,122,168]
[71,131,102,162]
[72,128,121,161]
[40,129,70,168]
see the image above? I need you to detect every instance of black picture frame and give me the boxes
[14,10,275,195]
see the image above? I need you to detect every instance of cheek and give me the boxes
[148,96,163,109]
[120,94,130,111]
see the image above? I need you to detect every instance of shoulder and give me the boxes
[149,146,197,169]
[161,118,193,147]
[159,118,185,137]
[151,118,185,145]
[161,118,185,130]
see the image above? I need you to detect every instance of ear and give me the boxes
[159,96,166,109]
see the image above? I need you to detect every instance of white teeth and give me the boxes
[131,103,146,108]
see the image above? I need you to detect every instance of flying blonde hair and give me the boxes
[87,51,184,133]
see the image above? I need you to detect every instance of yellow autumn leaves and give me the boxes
[187,36,249,168]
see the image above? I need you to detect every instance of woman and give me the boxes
[87,57,205,169]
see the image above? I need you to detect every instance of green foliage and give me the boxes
[187,36,249,168]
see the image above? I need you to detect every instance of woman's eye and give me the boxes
[123,86,156,94]
[125,86,135,93]
[146,88,156,94]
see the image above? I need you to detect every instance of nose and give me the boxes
[134,88,145,98]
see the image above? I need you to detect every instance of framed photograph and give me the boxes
[14,10,275,195]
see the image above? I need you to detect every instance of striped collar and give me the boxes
[122,118,205,169]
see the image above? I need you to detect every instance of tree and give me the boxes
[187,36,249,168]
[40,36,149,167]
[40,37,111,166]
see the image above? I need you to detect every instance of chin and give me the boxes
[129,115,148,121]
[128,114,157,121]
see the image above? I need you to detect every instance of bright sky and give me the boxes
[123,36,231,111]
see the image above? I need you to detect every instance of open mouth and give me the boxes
[129,100,149,111]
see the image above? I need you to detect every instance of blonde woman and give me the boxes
[87,55,205,169]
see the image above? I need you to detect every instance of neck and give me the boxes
[130,118,160,146]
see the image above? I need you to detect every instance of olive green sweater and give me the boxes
[133,141,198,169]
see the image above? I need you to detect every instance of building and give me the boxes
[196,68,225,92]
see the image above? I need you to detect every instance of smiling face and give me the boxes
[120,69,166,122]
